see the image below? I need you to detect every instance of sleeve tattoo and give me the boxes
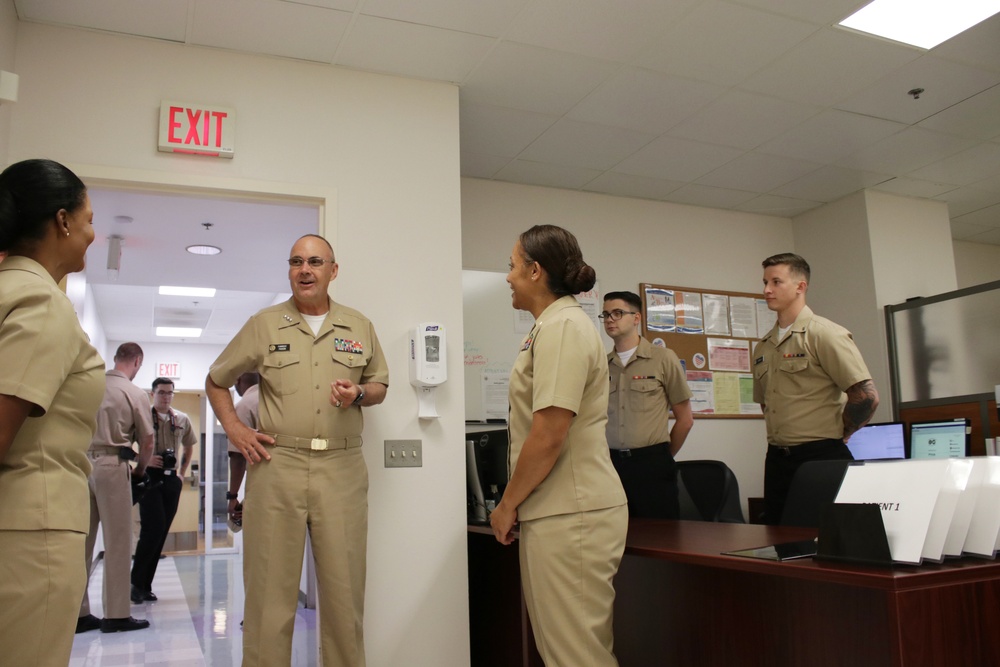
[843,379,879,440]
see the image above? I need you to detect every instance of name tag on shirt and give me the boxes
[269,344,290,352]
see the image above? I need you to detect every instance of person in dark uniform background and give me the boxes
[226,371,260,529]
[753,253,879,524]
[0,158,106,665]
[603,290,694,519]
[131,376,196,602]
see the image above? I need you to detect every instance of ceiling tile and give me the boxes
[493,160,605,189]
[730,0,870,26]
[15,0,188,41]
[909,143,1000,187]
[739,27,920,107]
[963,226,1000,245]
[931,12,1000,72]
[460,152,512,178]
[918,84,1000,140]
[582,172,685,201]
[951,202,1000,229]
[667,90,818,150]
[760,109,904,163]
[191,0,351,63]
[612,136,744,182]
[771,164,890,202]
[635,1,819,87]
[461,41,618,114]
[835,55,1000,125]
[871,177,959,199]
[934,187,1000,218]
[697,152,821,193]
[971,168,1000,193]
[358,0,530,37]
[837,127,977,175]
[736,194,824,218]
[568,67,726,135]
[950,218,994,239]
[336,16,496,82]
[458,104,558,157]
[504,0,690,63]
[518,119,657,170]
[667,183,759,209]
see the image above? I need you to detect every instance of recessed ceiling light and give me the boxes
[159,285,216,297]
[156,327,203,338]
[839,0,1000,49]
[187,244,222,256]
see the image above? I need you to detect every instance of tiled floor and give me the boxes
[70,554,318,666]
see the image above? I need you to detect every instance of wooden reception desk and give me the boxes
[468,519,1000,667]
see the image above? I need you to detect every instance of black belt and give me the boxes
[768,438,843,457]
[609,442,670,460]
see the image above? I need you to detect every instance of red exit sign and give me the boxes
[156,362,181,379]
[158,101,236,158]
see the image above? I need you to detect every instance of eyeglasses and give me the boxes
[288,256,333,269]
[598,309,638,322]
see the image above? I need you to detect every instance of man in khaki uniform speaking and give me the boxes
[752,253,879,524]
[207,234,388,667]
[602,290,694,519]
[77,342,155,634]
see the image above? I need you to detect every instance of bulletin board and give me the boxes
[639,283,775,419]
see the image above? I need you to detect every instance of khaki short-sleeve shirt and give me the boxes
[227,384,260,454]
[508,296,626,522]
[90,369,156,450]
[607,337,692,449]
[0,257,106,533]
[153,409,198,454]
[752,305,871,445]
[209,298,389,440]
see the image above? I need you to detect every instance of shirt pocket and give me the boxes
[261,354,300,396]
[629,378,661,412]
[777,358,810,393]
[331,349,369,381]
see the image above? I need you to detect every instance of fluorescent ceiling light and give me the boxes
[839,0,1000,49]
[156,327,203,338]
[158,285,216,297]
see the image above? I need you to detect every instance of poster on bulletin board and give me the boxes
[640,283,773,419]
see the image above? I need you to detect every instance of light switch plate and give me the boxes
[385,439,422,468]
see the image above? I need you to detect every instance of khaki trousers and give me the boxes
[0,529,86,666]
[242,445,368,667]
[81,453,134,619]
[519,505,628,667]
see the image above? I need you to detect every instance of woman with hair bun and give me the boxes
[0,158,105,664]
[491,224,628,666]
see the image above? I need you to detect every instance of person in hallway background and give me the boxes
[602,290,694,519]
[0,158,106,664]
[753,253,879,524]
[131,377,196,602]
[206,233,388,666]
[226,371,260,529]
[491,224,628,667]
[78,342,155,634]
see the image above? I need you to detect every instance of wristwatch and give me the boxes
[226,492,239,500]
[352,386,366,406]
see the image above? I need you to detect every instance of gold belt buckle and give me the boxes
[310,438,328,451]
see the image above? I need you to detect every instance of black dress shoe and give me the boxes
[142,590,158,601]
[76,614,101,634]
[130,585,144,604]
[101,617,150,633]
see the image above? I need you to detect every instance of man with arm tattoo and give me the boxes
[752,253,879,524]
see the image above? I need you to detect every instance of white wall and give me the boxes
[0,1,15,165]
[954,239,1000,288]
[8,23,468,666]
[461,177,796,508]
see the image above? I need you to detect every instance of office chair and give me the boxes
[780,459,854,528]
[676,460,746,523]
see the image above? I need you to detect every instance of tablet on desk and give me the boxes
[724,538,818,561]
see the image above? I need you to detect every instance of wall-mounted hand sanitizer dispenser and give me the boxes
[410,323,446,418]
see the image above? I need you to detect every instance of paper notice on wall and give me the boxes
[707,337,751,373]
[703,293,730,336]
[729,296,757,338]
[482,367,510,421]
[686,371,714,414]
[645,287,676,332]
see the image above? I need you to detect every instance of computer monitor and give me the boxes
[465,427,509,524]
[846,422,906,461]
[908,419,971,459]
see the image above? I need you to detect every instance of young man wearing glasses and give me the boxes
[602,291,693,519]
[206,234,388,666]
